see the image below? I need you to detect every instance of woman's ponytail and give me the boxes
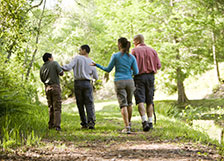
[125,41,130,56]
[118,37,131,57]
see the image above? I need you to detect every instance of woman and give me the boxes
[92,37,139,134]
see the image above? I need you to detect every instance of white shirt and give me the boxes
[62,55,98,81]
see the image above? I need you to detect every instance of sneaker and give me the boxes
[88,121,95,129]
[89,125,95,129]
[142,121,150,132]
[149,122,153,130]
[127,126,131,134]
[122,126,131,134]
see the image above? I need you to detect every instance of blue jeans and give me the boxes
[74,80,96,127]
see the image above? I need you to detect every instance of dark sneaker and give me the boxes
[88,121,95,129]
[89,126,95,129]
[149,122,153,130]
[55,127,61,131]
[142,121,150,132]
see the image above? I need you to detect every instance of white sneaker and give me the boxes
[122,126,131,134]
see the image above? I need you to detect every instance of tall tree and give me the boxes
[201,0,224,83]
[26,0,47,80]
[139,0,212,103]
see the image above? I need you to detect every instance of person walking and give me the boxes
[40,53,64,131]
[132,34,161,131]
[62,45,98,129]
[92,37,139,134]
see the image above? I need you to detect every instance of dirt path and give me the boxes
[1,139,222,161]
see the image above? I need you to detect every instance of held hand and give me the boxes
[90,62,96,66]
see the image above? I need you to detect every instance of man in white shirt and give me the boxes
[62,45,98,129]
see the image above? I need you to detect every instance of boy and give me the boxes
[62,45,98,129]
[40,53,63,131]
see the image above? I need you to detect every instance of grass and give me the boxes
[0,99,223,156]
[42,100,223,155]
[155,99,224,128]
[0,103,48,150]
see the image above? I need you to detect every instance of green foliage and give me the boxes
[0,56,37,113]
[1,0,224,155]
[0,55,47,150]
[0,105,47,150]
[60,72,74,98]
[0,0,30,60]
[156,99,224,122]
[27,0,223,100]
[93,79,103,91]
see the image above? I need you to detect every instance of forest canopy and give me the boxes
[1,0,224,104]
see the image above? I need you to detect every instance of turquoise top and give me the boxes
[96,52,139,81]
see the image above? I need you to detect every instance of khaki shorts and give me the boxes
[114,79,135,108]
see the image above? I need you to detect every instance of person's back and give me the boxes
[132,44,161,75]
[62,45,98,129]
[112,52,138,81]
[132,34,161,132]
[72,55,97,80]
[63,55,98,81]
[40,53,63,131]
[94,37,139,134]
[40,61,62,85]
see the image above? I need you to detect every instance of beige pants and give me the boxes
[114,79,135,108]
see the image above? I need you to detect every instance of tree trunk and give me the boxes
[211,3,221,83]
[212,31,221,83]
[170,0,188,103]
[26,0,47,80]
[177,67,189,104]
[174,40,188,103]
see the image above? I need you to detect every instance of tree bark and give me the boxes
[211,2,221,83]
[176,50,189,104]
[212,30,221,83]
[177,67,189,104]
[170,0,188,104]
[26,0,47,80]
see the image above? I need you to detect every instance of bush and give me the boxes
[0,57,48,150]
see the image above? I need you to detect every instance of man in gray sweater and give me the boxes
[62,45,98,129]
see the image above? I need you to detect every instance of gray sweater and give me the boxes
[62,55,98,81]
